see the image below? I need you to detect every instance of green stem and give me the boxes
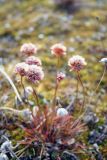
[77,72,85,110]
[72,66,106,127]
[52,57,60,110]
[21,76,26,97]
[32,86,40,107]
[52,82,59,109]
[75,73,79,106]
[95,65,106,93]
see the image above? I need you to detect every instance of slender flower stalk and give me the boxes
[20,76,26,97]
[52,81,59,109]
[95,64,106,93]
[32,85,40,107]
[51,43,67,110]
[0,67,22,103]
[77,72,85,112]
[75,74,79,106]
[68,55,87,111]
[88,59,107,106]
[76,61,107,125]
[52,57,60,109]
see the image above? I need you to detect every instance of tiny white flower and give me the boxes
[57,108,68,116]
[99,58,107,64]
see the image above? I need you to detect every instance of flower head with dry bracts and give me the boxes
[25,56,42,66]
[14,62,29,76]
[51,43,67,57]
[57,107,68,116]
[68,55,87,72]
[26,65,44,83]
[57,72,66,82]
[99,58,107,64]
[20,43,37,56]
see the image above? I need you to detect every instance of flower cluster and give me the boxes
[15,62,29,77]
[68,55,87,72]
[20,43,37,56]
[51,43,67,57]
[25,56,42,66]
[15,43,44,84]
[26,65,44,83]
[57,72,66,82]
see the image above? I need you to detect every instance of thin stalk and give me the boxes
[20,76,26,97]
[77,72,86,110]
[52,57,60,110]
[95,65,106,93]
[75,73,79,107]
[52,82,59,109]
[32,86,40,107]
[0,67,22,103]
[72,66,106,127]
[40,144,45,160]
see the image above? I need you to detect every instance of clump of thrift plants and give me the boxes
[0,42,106,160]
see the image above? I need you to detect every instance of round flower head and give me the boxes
[20,43,37,56]
[25,56,42,66]
[68,55,87,72]
[57,72,66,82]
[57,108,68,116]
[26,65,44,83]
[51,43,67,57]
[15,62,29,76]
[99,58,107,64]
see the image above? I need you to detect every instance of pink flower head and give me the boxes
[15,62,29,76]
[25,56,42,66]
[26,65,44,83]
[68,55,87,72]
[57,72,65,82]
[51,43,67,57]
[20,43,37,56]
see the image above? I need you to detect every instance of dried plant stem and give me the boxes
[16,145,29,157]
[77,72,85,111]
[0,67,22,103]
[0,107,16,113]
[40,144,45,160]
